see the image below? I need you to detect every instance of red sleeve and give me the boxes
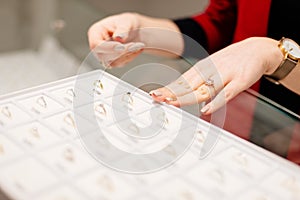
[192,0,237,53]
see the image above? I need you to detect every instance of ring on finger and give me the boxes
[204,78,216,97]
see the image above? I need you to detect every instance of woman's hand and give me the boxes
[87,12,183,67]
[150,37,283,115]
[88,12,145,67]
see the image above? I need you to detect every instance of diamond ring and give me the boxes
[204,78,216,96]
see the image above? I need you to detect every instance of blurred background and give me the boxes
[0,0,208,95]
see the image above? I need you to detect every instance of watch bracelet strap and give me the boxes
[267,57,298,81]
[279,63,300,96]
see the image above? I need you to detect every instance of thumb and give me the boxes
[112,25,132,43]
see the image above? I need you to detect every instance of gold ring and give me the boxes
[66,88,76,97]
[36,96,47,108]
[204,78,216,96]
[94,80,104,90]
[95,103,107,117]
[1,106,12,119]
[63,113,76,128]
[122,92,134,106]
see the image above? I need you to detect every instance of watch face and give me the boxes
[282,38,300,59]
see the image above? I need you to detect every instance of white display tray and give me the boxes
[0,70,299,200]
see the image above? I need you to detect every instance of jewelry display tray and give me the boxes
[0,69,299,200]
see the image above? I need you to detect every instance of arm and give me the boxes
[167,0,237,59]
[192,0,237,53]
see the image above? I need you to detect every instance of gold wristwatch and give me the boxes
[265,37,300,84]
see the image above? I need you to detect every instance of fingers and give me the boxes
[200,81,242,115]
[149,87,176,102]
[97,42,145,68]
[149,64,223,106]
[112,13,139,42]
[166,86,210,107]
[95,42,144,55]
[110,49,144,67]
[88,13,144,68]
[149,67,207,101]
[112,25,131,42]
[126,42,145,52]
[149,57,219,102]
[88,25,112,50]
[93,41,126,53]
[88,13,139,50]
[87,22,131,51]
[164,74,223,106]
[150,83,211,107]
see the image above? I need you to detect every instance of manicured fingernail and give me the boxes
[114,44,125,52]
[128,43,145,52]
[114,33,127,39]
[165,97,176,102]
[115,36,122,40]
[149,90,162,96]
[201,105,210,113]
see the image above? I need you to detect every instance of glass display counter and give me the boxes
[0,0,299,199]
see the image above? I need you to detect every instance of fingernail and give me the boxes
[128,43,145,52]
[201,105,210,113]
[114,33,127,39]
[149,90,162,96]
[114,44,125,52]
[165,97,176,102]
[115,36,122,40]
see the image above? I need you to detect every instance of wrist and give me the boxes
[264,37,300,85]
[132,14,184,55]
[264,37,284,75]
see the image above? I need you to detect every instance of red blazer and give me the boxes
[193,0,271,53]
[193,0,300,164]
